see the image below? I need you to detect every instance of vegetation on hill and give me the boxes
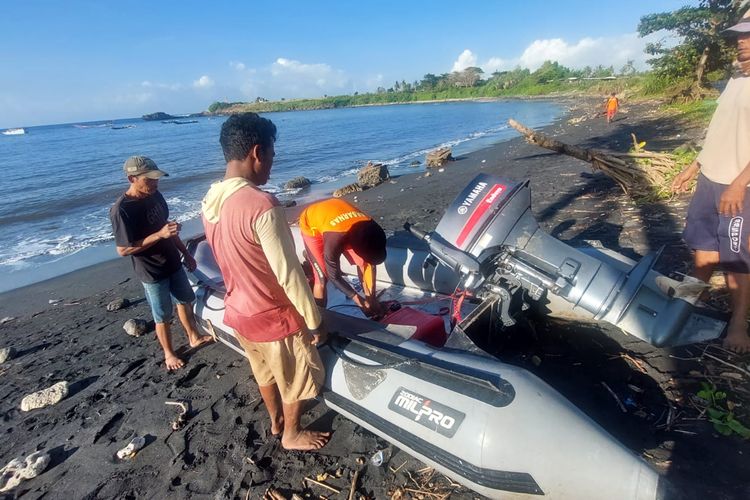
[206,1,745,115]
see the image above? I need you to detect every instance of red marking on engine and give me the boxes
[455,184,505,248]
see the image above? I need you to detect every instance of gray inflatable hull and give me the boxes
[188,247,668,499]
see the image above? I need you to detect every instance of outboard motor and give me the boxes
[406,173,725,347]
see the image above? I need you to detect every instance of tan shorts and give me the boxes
[236,330,325,404]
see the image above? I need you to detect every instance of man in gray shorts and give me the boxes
[672,11,750,353]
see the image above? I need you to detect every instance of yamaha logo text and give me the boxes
[729,217,743,253]
[388,387,465,437]
[457,181,488,214]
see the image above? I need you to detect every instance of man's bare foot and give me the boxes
[724,328,750,354]
[165,354,185,371]
[281,430,330,451]
[189,335,214,349]
[723,319,750,353]
[271,416,284,437]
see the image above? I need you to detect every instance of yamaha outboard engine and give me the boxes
[406,173,725,347]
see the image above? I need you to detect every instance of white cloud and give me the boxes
[140,80,183,91]
[229,61,246,71]
[451,49,478,72]
[455,33,660,76]
[193,75,214,88]
[483,57,510,74]
[518,34,650,71]
[114,91,154,105]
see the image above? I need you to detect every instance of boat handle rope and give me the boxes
[328,336,417,371]
[199,284,225,312]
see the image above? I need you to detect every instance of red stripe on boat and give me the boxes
[455,184,505,248]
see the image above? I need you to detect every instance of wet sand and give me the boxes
[1,100,749,499]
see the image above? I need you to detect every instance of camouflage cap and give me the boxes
[725,10,750,35]
[123,155,169,179]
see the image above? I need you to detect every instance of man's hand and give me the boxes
[671,163,700,193]
[182,253,197,272]
[354,295,385,319]
[158,221,180,239]
[309,324,328,346]
[720,183,747,217]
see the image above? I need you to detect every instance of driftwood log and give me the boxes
[508,119,679,199]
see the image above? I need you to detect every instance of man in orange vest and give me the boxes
[605,93,619,123]
[299,198,387,318]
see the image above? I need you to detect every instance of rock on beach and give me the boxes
[357,162,390,188]
[425,147,453,167]
[123,318,149,337]
[0,347,15,364]
[284,176,312,189]
[333,183,363,198]
[0,451,50,492]
[20,381,69,412]
[106,297,130,311]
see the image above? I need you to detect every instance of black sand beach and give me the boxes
[1,99,749,499]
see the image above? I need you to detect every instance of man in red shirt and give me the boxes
[201,113,329,450]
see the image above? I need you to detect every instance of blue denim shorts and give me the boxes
[142,269,196,324]
[684,174,750,273]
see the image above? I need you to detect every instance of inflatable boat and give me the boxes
[186,174,723,499]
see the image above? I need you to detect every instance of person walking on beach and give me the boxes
[671,11,750,353]
[201,112,330,450]
[299,198,387,318]
[605,93,619,123]
[110,156,213,370]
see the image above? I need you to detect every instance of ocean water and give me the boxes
[0,99,563,291]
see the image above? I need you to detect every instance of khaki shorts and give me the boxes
[236,330,325,404]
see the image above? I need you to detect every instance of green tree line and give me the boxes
[207,1,747,114]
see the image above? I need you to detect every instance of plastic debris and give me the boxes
[116,436,146,460]
[370,448,391,466]
[165,400,189,431]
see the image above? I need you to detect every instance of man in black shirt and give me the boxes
[110,156,212,370]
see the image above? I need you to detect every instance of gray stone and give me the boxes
[0,347,15,364]
[20,381,69,412]
[106,297,131,312]
[0,451,50,492]
[357,162,390,188]
[283,176,312,190]
[333,183,363,198]
[123,318,149,337]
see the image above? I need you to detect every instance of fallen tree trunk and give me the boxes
[508,118,680,199]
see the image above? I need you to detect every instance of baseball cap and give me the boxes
[725,10,750,34]
[123,156,169,179]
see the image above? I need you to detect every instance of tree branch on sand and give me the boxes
[508,119,681,200]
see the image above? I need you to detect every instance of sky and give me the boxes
[0,0,693,128]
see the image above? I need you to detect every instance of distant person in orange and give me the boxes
[299,199,387,317]
[605,93,619,123]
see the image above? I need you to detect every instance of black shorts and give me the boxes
[684,174,750,273]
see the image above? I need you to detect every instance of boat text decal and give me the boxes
[455,183,505,248]
[388,387,465,438]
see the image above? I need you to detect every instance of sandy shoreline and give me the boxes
[2,99,749,499]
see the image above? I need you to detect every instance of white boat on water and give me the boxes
[2,128,25,135]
